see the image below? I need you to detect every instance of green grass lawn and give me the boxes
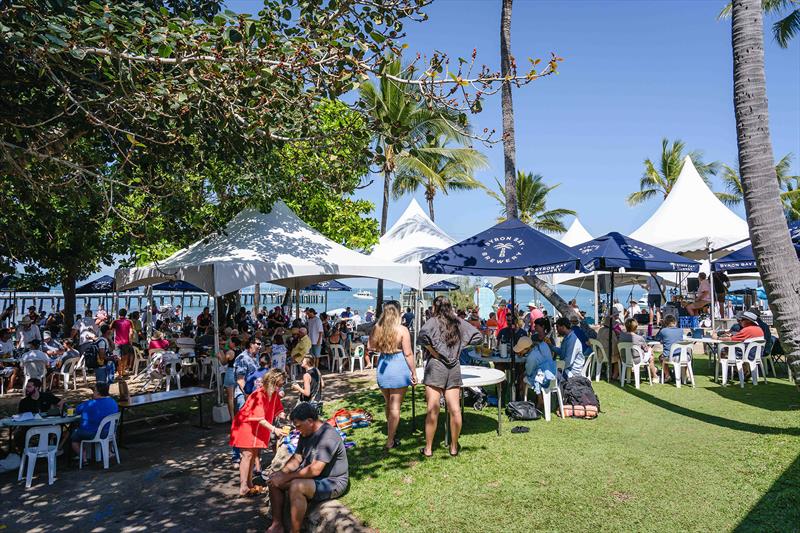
[331,356,800,533]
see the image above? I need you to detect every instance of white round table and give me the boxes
[415,365,506,438]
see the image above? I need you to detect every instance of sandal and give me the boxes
[419,447,433,458]
[384,438,401,450]
[449,444,461,457]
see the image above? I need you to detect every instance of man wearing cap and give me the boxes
[21,338,49,366]
[525,301,544,334]
[719,311,763,343]
[16,316,42,349]
[552,317,585,379]
[42,331,64,358]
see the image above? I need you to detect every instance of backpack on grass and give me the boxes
[505,401,540,421]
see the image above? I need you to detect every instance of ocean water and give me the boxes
[1,283,647,321]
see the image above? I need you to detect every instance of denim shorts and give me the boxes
[312,477,348,502]
[311,344,322,357]
[223,367,235,388]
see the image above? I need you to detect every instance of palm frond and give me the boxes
[715,192,742,207]
[773,7,800,47]
[627,189,660,206]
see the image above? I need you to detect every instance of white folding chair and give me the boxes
[717,341,745,386]
[588,339,609,382]
[22,360,47,390]
[618,342,652,389]
[349,344,365,372]
[329,344,348,373]
[78,412,121,470]
[18,425,61,488]
[48,358,79,391]
[131,347,148,376]
[665,341,695,388]
[739,339,767,387]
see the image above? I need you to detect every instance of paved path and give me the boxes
[0,369,377,532]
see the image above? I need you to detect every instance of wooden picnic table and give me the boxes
[117,386,214,444]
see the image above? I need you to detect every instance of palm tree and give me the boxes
[359,58,464,311]
[392,137,488,221]
[730,0,800,384]
[627,138,720,206]
[716,153,798,206]
[488,171,576,233]
[783,177,800,220]
[720,0,800,48]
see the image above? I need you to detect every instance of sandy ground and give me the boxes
[0,369,376,533]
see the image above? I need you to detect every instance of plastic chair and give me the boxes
[717,341,745,386]
[522,375,564,422]
[618,342,652,389]
[74,355,88,385]
[349,344,365,372]
[18,425,61,488]
[131,347,149,376]
[665,341,695,388]
[78,412,121,470]
[22,360,47,390]
[166,361,182,391]
[580,352,595,379]
[738,339,767,387]
[588,339,609,382]
[48,357,79,391]
[761,341,777,378]
[329,344,348,373]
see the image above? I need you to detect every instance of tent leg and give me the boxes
[708,248,716,332]
[510,277,516,402]
[608,272,615,383]
[213,297,222,405]
[593,271,599,324]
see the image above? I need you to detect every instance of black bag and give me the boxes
[560,376,601,410]
[505,401,540,421]
[79,340,101,369]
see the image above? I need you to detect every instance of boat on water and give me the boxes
[353,290,374,300]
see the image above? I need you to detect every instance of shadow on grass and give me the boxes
[331,387,496,482]
[624,387,800,436]
[734,452,800,532]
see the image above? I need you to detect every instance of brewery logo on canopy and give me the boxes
[480,236,525,264]
[577,244,600,255]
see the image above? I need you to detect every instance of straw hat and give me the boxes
[513,336,533,354]
[20,316,32,326]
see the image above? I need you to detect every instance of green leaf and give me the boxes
[69,48,86,60]
[158,44,172,58]
[282,9,292,20]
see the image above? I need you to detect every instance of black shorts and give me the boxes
[647,294,662,308]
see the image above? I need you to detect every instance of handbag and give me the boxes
[505,401,540,421]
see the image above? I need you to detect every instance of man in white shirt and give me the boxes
[21,339,49,364]
[0,328,14,356]
[16,316,42,349]
[42,331,64,357]
[627,299,641,318]
[305,308,324,364]
[351,310,362,328]
[612,299,625,319]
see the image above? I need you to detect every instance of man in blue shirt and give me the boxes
[70,382,119,461]
[655,314,685,382]
[552,317,585,379]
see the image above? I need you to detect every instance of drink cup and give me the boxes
[66,407,75,416]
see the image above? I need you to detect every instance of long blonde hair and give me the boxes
[370,301,402,353]
[261,368,286,396]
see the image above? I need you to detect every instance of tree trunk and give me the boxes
[426,187,435,222]
[61,273,77,336]
[731,0,800,386]
[522,276,581,322]
[376,163,392,317]
[500,0,518,220]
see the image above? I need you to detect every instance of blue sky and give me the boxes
[90,1,800,283]
[229,0,800,242]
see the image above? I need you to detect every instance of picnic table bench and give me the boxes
[117,386,214,443]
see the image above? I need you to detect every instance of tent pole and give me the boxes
[213,295,222,405]
[708,246,715,333]
[411,287,417,433]
[510,276,516,402]
[608,272,615,383]
[295,287,300,323]
[593,271,599,324]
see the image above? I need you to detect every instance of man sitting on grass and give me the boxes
[267,402,349,533]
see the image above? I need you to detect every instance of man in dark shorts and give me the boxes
[267,402,349,533]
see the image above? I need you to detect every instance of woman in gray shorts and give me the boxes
[417,296,482,458]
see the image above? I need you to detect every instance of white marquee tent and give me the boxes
[369,198,457,289]
[630,156,750,258]
[115,201,422,295]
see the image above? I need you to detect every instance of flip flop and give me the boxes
[419,447,433,458]
[449,444,461,457]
